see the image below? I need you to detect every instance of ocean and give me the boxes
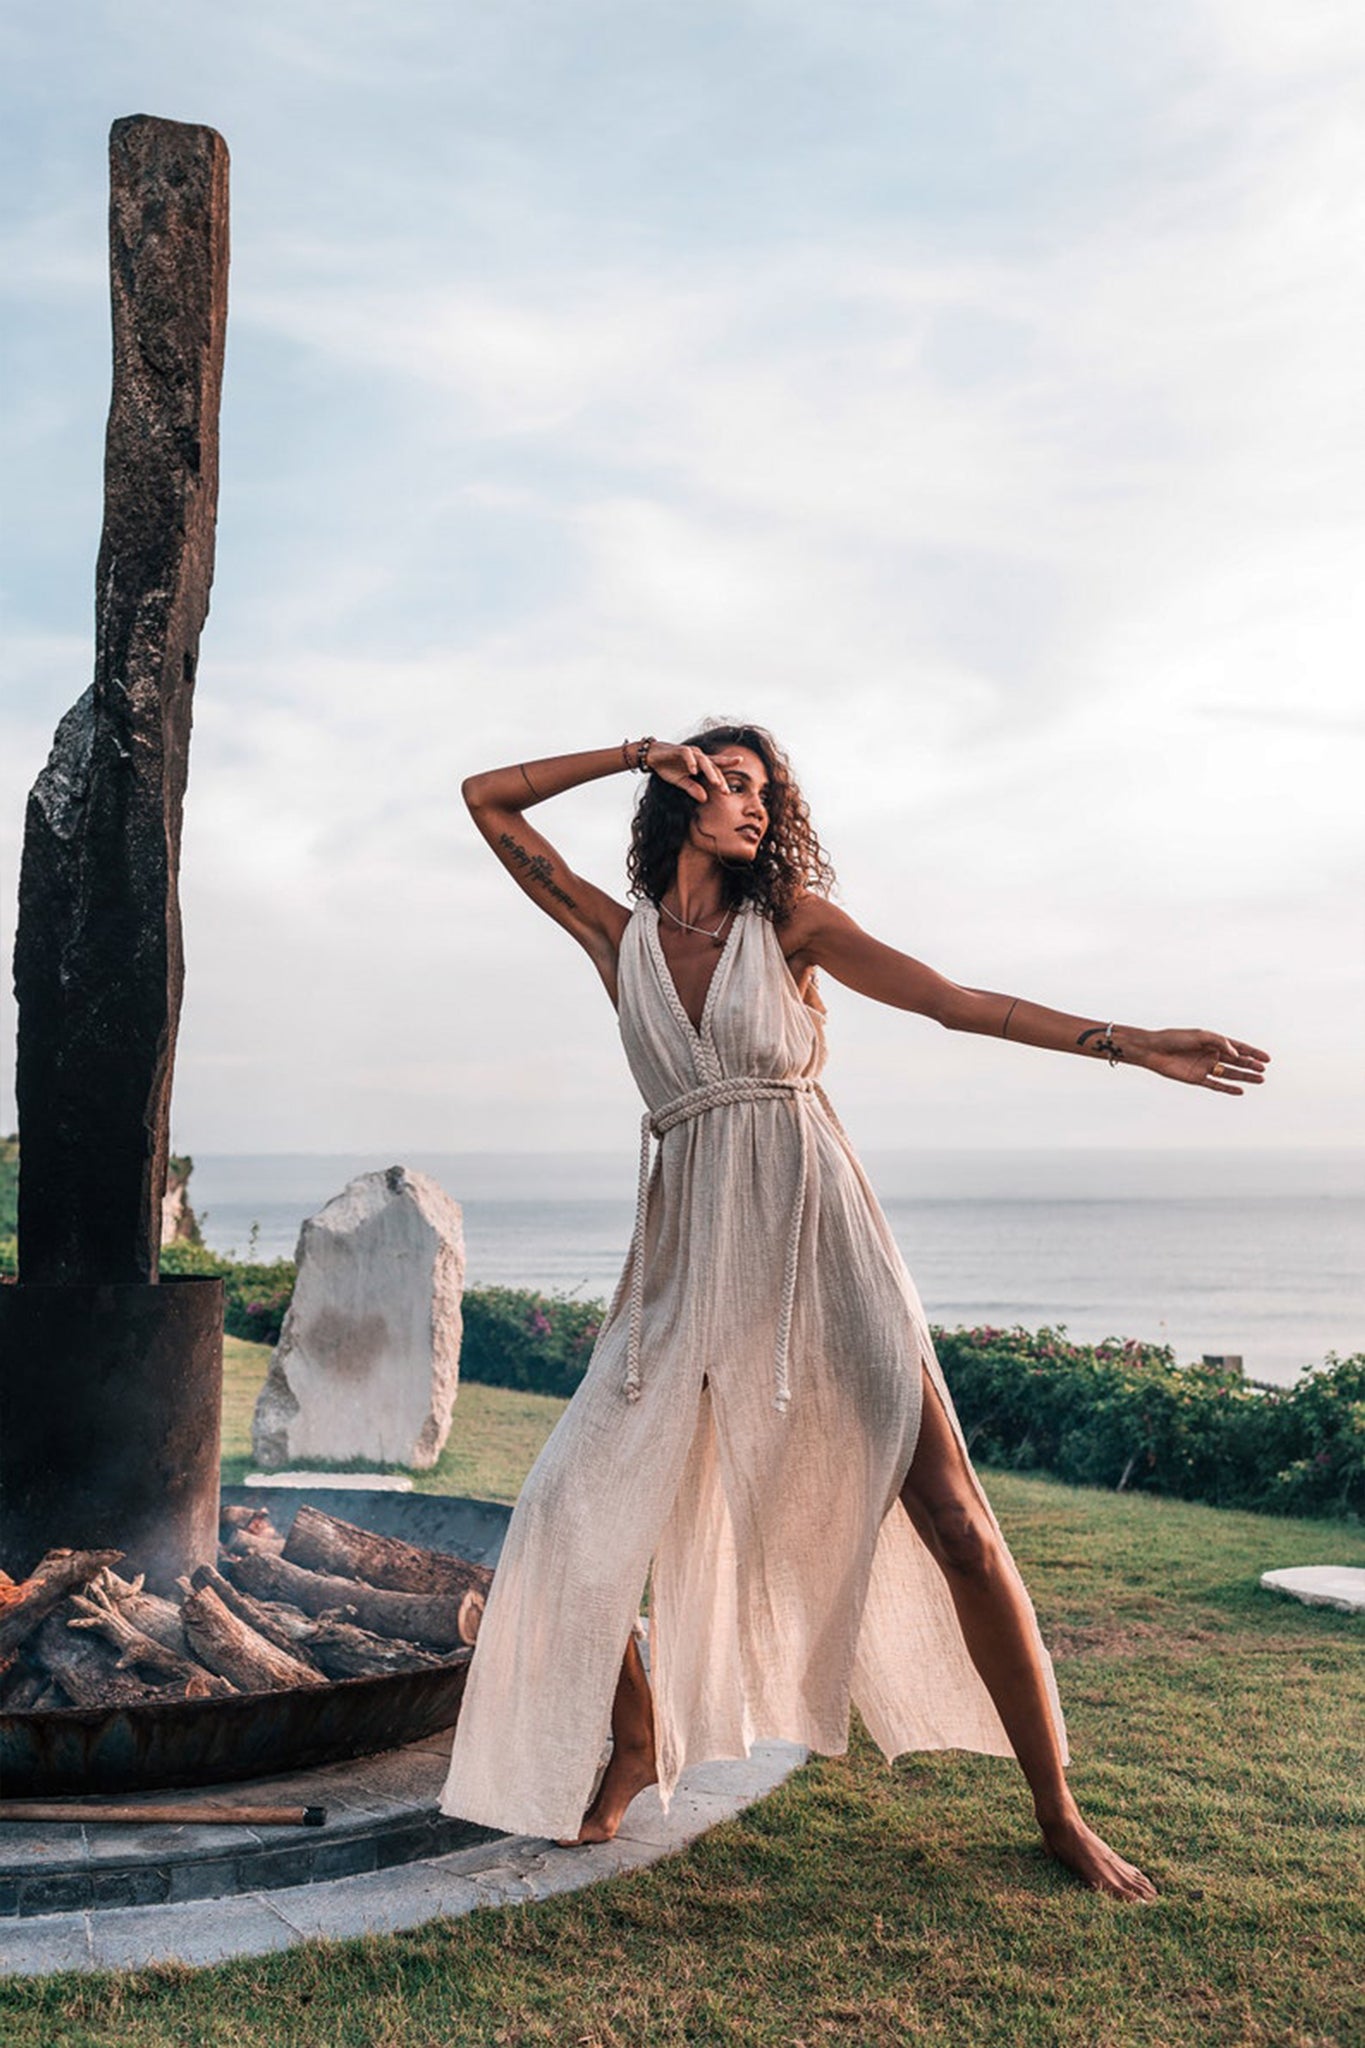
[185,1148,1364,1390]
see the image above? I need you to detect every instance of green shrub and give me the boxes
[0,1135,17,1240]
[158,1241,297,1345]
[935,1325,1364,1520]
[459,1285,605,1399]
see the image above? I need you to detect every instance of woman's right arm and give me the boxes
[461,741,721,1000]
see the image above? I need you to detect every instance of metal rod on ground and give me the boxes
[0,1802,326,1827]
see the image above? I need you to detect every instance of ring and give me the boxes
[1210,1062,1225,1077]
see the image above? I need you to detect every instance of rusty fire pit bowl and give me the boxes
[0,1487,511,1797]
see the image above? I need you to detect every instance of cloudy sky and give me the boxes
[2,1,1362,1161]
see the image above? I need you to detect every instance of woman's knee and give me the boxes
[918,1492,1002,1580]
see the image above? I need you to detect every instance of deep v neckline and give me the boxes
[646,901,745,1042]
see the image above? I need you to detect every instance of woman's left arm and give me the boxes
[785,899,1270,1096]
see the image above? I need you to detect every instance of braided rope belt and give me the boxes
[622,1074,837,1414]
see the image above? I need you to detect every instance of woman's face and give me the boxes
[687,744,770,864]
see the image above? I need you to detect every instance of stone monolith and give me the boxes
[252,1167,465,1472]
[13,115,230,1284]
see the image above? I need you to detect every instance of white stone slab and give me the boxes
[243,1471,414,1491]
[253,1165,464,1471]
[1259,1566,1365,1614]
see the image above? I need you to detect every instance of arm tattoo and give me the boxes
[498,832,578,912]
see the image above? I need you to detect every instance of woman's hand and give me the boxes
[1139,1030,1270,1095]
[645,742,727,804]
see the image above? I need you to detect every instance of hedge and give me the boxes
[933,1325,1365,1522]
[3,1238,1360,1520]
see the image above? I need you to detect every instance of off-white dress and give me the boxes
[441,900,1066,1838]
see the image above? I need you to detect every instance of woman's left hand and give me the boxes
[1139,1030,1270,1095]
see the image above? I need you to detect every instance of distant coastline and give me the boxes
[183,1148,1365,1391]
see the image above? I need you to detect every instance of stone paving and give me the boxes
[1260,1564,1365,1614]
[0,1741,804,1977]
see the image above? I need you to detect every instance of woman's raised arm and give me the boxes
[461,739,727,999]
[782,897,1270,1097]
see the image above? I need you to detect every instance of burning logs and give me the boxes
[0,1549,123,1667]
[0,1507,490,1712]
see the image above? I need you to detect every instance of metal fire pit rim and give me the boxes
[1,1646,473,1723]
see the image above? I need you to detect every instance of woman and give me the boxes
[440,723,1268,1902]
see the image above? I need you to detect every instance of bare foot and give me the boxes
[556,1743,658,1846]
[1040,1813,1158,1902]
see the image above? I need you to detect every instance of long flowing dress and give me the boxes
[440,899,1066,1838]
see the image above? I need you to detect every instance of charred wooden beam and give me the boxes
[30,1608,172,1707]
[0,1549,124,1664]
[283,1505,493,1603]
[178,1578,328,1693]
[223,1550,475,1650]
[67,1577,234,1695]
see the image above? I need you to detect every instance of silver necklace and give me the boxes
[659,898,736,947]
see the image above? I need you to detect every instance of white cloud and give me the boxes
[3,0,1362,1150]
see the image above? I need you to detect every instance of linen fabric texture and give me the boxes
[440,902,1067,1837]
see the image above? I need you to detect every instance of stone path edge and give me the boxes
[0,1741,806,1977]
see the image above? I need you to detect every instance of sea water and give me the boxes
[187,1148,1364,1390]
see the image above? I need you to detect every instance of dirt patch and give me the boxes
[1044,1618,1221,1659]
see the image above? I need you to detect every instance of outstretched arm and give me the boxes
[781,898,1269,1096]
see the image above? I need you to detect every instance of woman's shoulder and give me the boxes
[774,890,846,957]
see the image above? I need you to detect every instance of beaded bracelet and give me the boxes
[621,736,655,772]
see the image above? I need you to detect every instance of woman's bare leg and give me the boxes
[899,1368,1157,1902]
[559,1630,658,1845]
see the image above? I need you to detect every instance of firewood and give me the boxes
[222,1522,286,1560]
[283,1505,494,1603]
[220,1505,267,1531]
[305,1616,449,1679]
[456,1588,484,1645]
[0,1549,124,1663]
[224,1550,470,1651]
[30,1609,170,1706]
[178,1578,327,1692]
[189,1563,328,1667]
[66,1577,235,1696]
[91,1567,192,1658]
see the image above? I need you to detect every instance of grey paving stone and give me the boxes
[89,1865,171,1911]
[166,1856,244,1904]
[267,1863,484,1940]
[85,1894,300,1971]
[19,1872,93,1917]
[82,1823,252,1864]
[1260,1566,1365,1614]
[240,1844,321,1893]
[0,1908,91,1977]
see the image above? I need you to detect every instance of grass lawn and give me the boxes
[5,1342,1360,2044]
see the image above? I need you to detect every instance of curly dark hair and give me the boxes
[626,721,835,921]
